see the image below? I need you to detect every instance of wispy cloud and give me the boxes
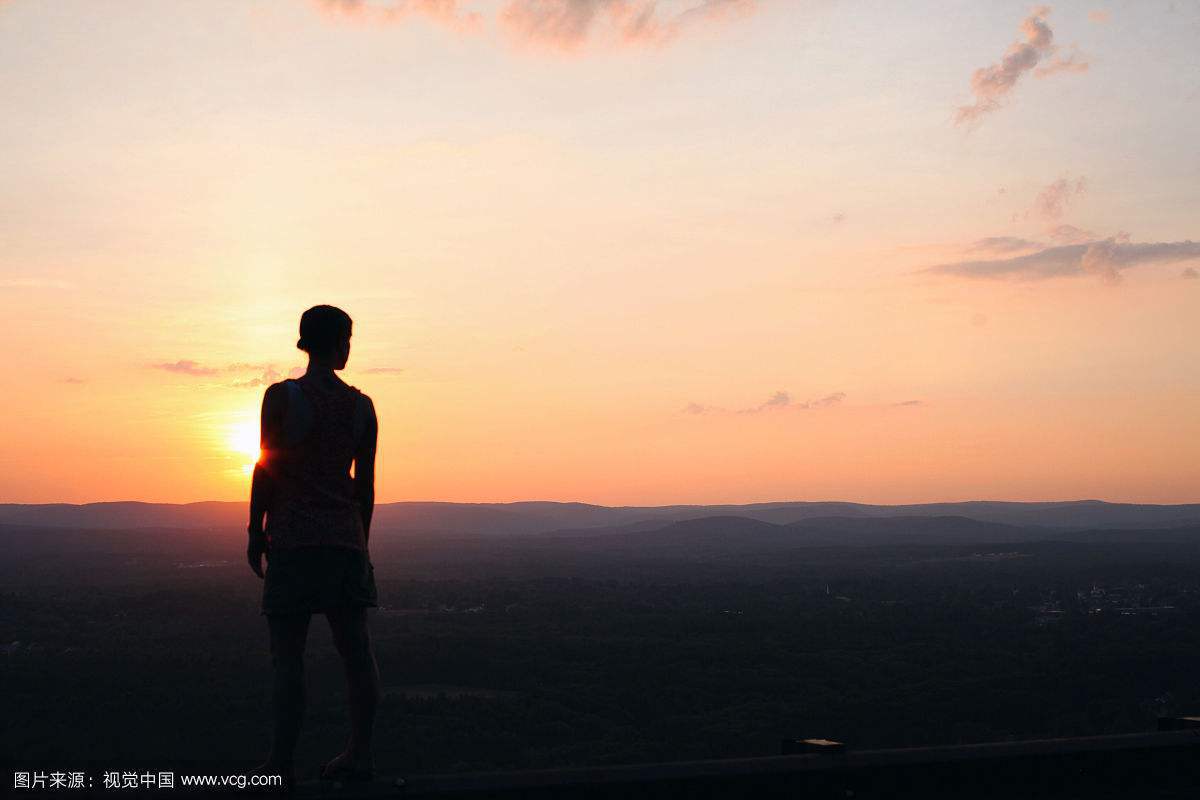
[686,390,846,416]
[968,236,1042,254]
[806,392,846,409]
[499,0,757,50]
[736,389,792,414]
[1183,267,1199,280]
[893,399,924,407]
[1046,223,1096,243]
[362,366,406,374]
[1031,175,1087,220]
[927,239,1200,284]
[231,367,282,389]
[956,7,1087,126]
[310,0,758,48]
[152,360,219,376]
[1035,44,1089,77]
[314,0,483,32]
[151,361,304,385]
[1087,9,1110,24]
[63,377,87,385]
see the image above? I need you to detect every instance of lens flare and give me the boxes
[229,419,261,476]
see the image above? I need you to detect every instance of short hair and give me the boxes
[297,305,352,356]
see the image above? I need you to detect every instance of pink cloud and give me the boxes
[927,239,1200,284]
[1046,223,1096,244]
[152,360,218,376]
[231,367,283,389]
[968,236,1042,254]
[315,0,483,32]
[1032,175,1087,220]
[1035,45,1089,77]
[499,0,757,51]
[311,0,757,47]
[956,7,1088,125]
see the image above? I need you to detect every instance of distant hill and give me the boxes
[0,499,1197,534]
[544,514,1200,554]
[785,515,1032,545]
[546,515,1030,552]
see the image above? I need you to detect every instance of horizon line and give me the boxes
[3,497,1199,508]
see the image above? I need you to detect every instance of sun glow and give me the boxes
[229,418,261,477]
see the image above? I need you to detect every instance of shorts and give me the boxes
[261,545,378,616]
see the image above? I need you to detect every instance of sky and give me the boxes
[1,0,1197,506]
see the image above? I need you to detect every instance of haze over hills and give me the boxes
[0,499,1198,535]
[7,499,1200,773]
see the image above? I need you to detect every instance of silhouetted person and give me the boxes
[248,305,381,787]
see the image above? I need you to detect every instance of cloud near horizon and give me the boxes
[956,7,1088,125]
[968,236,1042,254]
[150,361,305,385]
[686,390,846,416]
[927,239,1200,284]
[152,360,219,376]
[1046,223,1096,244]
[230,367,282,389]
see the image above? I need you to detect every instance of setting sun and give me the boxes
[229,419,261,476]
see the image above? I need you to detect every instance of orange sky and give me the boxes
[1,1,1197,505]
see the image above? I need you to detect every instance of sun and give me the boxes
[229,419,261,476]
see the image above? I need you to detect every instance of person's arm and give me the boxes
[247,383,284,578]
[354,394,378,545]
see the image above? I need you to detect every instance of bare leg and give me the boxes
[322,606,380,775]
[260,612,311,780]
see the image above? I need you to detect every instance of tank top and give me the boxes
[263,375,368,552]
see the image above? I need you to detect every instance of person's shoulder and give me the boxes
[349,388,377,423]
[261,380,287,403]
[263,379,304,409]
[263,379,296,399]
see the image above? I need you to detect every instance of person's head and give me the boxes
[297,305,352,369]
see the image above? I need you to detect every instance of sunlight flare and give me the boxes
[227,417,261,478]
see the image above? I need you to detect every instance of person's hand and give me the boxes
[247,527,267,579]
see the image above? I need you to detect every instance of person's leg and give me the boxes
[322,605,380,774]
[261,612,312,777]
